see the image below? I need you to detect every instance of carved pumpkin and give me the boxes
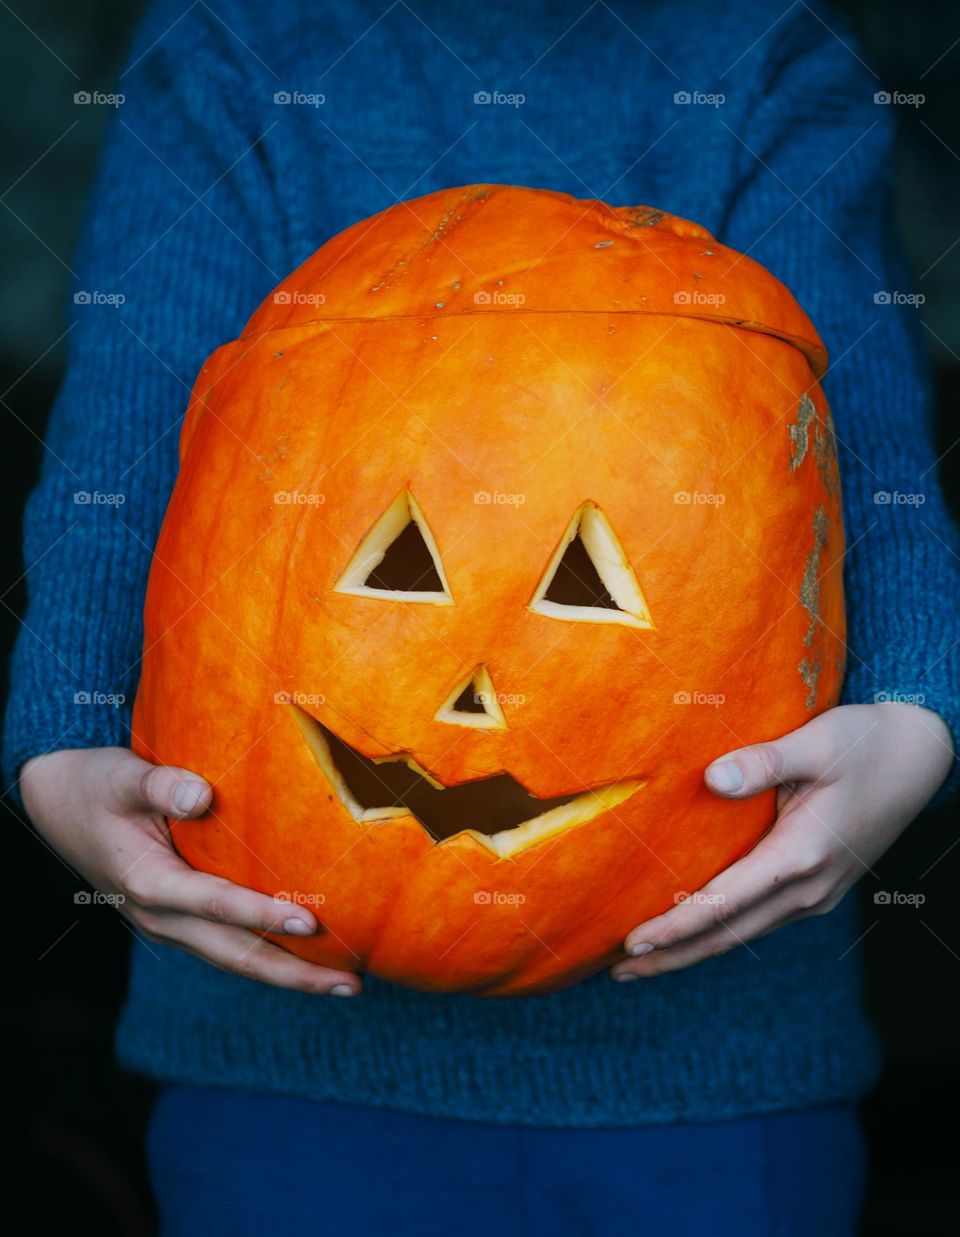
[132,184,845,996]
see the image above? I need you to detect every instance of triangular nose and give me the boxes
[434,665,506,730]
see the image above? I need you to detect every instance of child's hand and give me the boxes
[19,747,362,996]
[612,703,953,981]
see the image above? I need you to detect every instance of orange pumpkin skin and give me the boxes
[131,184,845,997]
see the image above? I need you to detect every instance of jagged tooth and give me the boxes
[371,752,445,790]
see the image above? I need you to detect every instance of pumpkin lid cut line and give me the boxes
[234,311,827,381]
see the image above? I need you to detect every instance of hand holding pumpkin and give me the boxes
[19,747,362,996]
[612,702,953,981]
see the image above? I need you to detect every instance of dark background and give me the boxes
[1,3,957,1233]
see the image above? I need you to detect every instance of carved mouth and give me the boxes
[290,705,643,857]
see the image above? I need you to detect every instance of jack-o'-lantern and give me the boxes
[131,184,845,996]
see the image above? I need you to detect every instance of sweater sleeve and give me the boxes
[2,2,284,798]
[717,2,960,806]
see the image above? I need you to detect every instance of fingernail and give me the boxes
[613,971,639,982]
[627,941,654,958]
[330,984,355,997]
[172,780,206,814]
[283,918,314,936]
[707,760,744,792]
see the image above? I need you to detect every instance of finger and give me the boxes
[150,916,362,996]
[137,761,213,818]
[614,875,833,980]
[106,751,212,819]
[623,811,828,955]
[129,859,320,936]
[704,722,829,799]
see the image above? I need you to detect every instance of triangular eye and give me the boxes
[530,502,653,628]
[334,491,453,604]
[435,666,506,730]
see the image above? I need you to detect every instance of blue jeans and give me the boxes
[147,1085,866,1236]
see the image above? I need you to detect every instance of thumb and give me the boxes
[705,725,824,799]
[109,751,213,818]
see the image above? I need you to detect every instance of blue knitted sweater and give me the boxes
[5,0,959,1127]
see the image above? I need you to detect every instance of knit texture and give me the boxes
[4,0,958,1126]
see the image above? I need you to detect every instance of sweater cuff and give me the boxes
[841,645,960,809]
[2,673,132,815]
